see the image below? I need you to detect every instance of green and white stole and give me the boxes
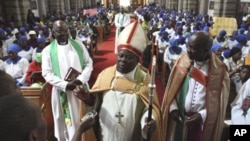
[50,39,85,126]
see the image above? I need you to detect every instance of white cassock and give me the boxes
[157,38,169,56]
[3,57,29,83]
[213,38,229,49]
[99,68,151,141]
[18,47,33,62]
[163,47,186,70]
[114,12,130,54]
[42,40,93,141]
[228,39,238,49]
[231,78,250,125]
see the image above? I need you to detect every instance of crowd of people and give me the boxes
[0,2,250,141]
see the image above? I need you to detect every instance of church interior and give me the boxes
[0,0,250,141]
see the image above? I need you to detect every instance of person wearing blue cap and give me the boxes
[178,36,187,52]
[157,31,170,52]
[211,43,223,61]
[33,25,40,35]
[235,34,250,58]
[165,21,175,38]
[38,25,52,45]
[31,37,46,61]
[190,20,199,32]
[228,30,239,49]
[213,29,229,49]
[19,27,27,37]
[17,35,33,62]
[223,47,243,79]
[163,39,186,70]
[77,27,92,56]
[5,27,15,41]
[171,25,183,40]
[3,43,29,86]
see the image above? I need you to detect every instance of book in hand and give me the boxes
[64,67,81,82]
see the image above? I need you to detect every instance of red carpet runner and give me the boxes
[89,26,165,105]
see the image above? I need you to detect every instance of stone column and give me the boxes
[64,0,70,12]
[183,0,188,12]
[164,0,169,9]
[161,0,166,9]
[178,0,183,12]
[199,0,209,15]
[188,0,198,14]
[213,0,223,17]
[19,0,30,26]
[50,0,65,14]
[4,0,22,25]
[71,0,78,10]
[222,0,240,17]
[169,0,178,10]
[38,0,47,17]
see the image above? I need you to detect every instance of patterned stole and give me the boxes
[175,71,190,141]
[175,66,207,141]
[50,39,85,126]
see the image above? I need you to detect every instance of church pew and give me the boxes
[96,25,104,44]
[20,83,57,141]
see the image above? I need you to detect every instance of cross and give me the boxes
[115,111,124,124]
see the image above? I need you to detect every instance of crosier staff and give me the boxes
[147,55,156,141]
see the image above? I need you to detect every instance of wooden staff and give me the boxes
[147,55,156,141]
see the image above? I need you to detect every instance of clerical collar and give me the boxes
[116,66,137,80]
[194,60,209,69]
[56,40,69,45]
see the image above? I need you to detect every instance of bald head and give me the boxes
[187,31,213,61]
[52,20,68,31]
[52,20,69,45]
[189,31,213,50]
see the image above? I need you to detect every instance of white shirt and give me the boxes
[157,39,169,54]
[18,47,33,62]
[163,47,186,69]
[3,57,29,83]
[231,78,250,125]
[170,61,209,123]
[99,67,151,141]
